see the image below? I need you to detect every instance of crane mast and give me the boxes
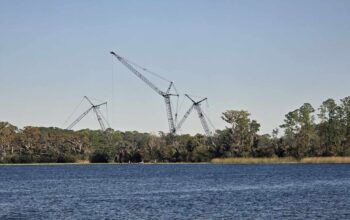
[176,105,194,131]
[67,107,93,130]
[194,105,211,136]
[96,107,111,129]
[110,51,178,134]
[176,94,212,136]
[164,95,176,133]
[93,108,106,131]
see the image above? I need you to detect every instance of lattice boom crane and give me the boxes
[110,51,178,134]
[176,94,212,136]
[66,96,109,131]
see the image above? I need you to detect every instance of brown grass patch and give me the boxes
[300,157,350,164]
[211,156,350,164]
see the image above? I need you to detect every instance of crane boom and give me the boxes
[176,104,194,131]
[66,97,109,131]
[110,51,178,134]
[67,107,93,130]
[110,51,164,96]
[96,107,111,128]
[84,96,94,106]
[176,94,211,135]
[93,107,106,131]
[195,105,211,136]
[164,95,176,133]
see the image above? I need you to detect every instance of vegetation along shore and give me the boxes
[211,156,350,164]
[1,96,350,164]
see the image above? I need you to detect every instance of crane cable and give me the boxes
[105,103,110,128]
[203,99,216,131]
[123,55,181,125]
[90,98,111,129]
[202,111,216,131]
[89,97,105,103]
[116,53,181,127]
[122,56,172,83]
[186,93,206,100]
[97,106,111,129]
[62,97,85,128]
[176,95,187,122]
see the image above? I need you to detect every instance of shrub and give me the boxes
[57,154,77,163]
[89,151,110,163]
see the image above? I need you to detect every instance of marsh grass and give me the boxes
[301,157,350,164]
[211,157,350,164]
[211,157,297,164]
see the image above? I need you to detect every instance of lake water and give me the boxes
[0,164,349,219]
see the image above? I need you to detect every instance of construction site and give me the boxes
[64,51,215,137]
[2,1,350,219]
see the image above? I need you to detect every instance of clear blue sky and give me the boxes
[1,0,349,135]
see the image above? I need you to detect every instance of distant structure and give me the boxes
[66,96,110,131]
[110,51,179,134]
[176,94,213,136]
[110,50,214,136]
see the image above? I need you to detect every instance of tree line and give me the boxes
[1,96,349,163]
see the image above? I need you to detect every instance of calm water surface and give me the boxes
[0,164,349,219]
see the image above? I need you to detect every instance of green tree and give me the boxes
[280,103,319,158]
[0,122,18,158]
[318,99,346,155]
[340,97,350,155]
[221,110,260,157]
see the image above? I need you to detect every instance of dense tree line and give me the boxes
[1,96,350,163]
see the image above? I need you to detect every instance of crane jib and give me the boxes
[110,51,178,134]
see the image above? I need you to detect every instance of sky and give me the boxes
[1,0,350,135]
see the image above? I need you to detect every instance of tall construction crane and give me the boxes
[66,96,110,131]
[110,51,178,134]
[176,94,212,136]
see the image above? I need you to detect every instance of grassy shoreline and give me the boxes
[1,157,350,165]
[211,156,350,164]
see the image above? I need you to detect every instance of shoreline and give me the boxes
[1,157,350,165]
[0,162,210,166]
[211,156,350,164]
